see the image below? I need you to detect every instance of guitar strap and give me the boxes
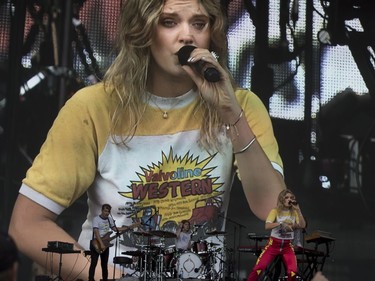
[108,217,115,233]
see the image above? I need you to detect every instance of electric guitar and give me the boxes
[91,222,140,254]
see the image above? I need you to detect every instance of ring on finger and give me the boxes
[210,51,219,61]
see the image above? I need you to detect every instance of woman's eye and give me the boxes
[161,19,176,27]
[193,22,207,30]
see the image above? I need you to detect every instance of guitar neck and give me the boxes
[107,223,140,242]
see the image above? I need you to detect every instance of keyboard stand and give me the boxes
[42,247,81,280]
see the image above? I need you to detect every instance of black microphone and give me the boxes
[289,201,298,206]
[177,45,220,82]
[194,268,200,273]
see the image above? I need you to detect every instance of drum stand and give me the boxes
[139,243,154,281]
[204,236,226,280]
[139,240,167,281]
[202,250,219,280]
[154,237,166,281]
[216,236,227,280]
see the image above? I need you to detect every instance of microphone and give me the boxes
[177,45,220,82]
[289,201,298,206]
[194,268,200,273]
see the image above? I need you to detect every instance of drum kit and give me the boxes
[120,229,227,281]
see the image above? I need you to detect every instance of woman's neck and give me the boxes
[147,73,195,97]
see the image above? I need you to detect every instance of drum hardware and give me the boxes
[139,244,160,253]
[205,230,227,236]
[135,241,159,281]
[123,229,230,280]
[192,240,208,255]
[202,234,227,280]
[113,256,134,265]
[162,245,177,277]
[153,236,172,281]
[133,231,153,237]
[150,230,177,238]
[122,250,144,257]
[113,256,133,279]
[206,253,219,280]
[125,231,179,280]
[124,228,179,280]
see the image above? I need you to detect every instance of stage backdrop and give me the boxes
[0,1,374,280]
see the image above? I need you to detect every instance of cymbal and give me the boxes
[205,230,226,236]
[122,251,143,257]
[133,231,152,237]
[150,230,177,238]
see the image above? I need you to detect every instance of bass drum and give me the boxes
[176,251,202,279]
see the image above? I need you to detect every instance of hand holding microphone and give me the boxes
[288,200,298,206]
[177,45,221,82]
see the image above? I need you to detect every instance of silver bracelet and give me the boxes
[233,136,256,154]
[225,109,244,131]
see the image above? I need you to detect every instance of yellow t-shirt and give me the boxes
[20,82,283,255]
[266,208,299,240]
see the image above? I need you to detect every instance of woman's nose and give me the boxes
[178,25,194,45]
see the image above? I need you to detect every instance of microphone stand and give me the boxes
[110,213,120,280]
[220,214,246,281]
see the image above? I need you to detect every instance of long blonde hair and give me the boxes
[103,0,236,150]
[276,189,295,213]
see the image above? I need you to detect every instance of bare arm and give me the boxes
[265,221,282,231]
[175,222,183,237]
[231,115,286,220]
[293,205,306,229]
[9,194,123,280]
[183,48,286,221]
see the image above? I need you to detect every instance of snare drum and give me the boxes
[176,251,202,279]
[192,240,208,255]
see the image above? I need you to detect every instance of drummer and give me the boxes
[175,220,193,253]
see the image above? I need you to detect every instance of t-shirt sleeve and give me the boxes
[21,86,107,211]
[293,210,300,224]
[234,89,284,178]
[93,216,100,229]
[266,209,277,223]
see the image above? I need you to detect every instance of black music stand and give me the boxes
[42,247,81,280]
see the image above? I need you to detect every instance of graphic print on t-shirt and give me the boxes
[118,147,224,233]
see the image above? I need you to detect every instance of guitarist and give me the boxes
[89,203,129,281]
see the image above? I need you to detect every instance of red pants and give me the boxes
[247,237,297,281]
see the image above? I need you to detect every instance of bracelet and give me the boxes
[225,109,244,131]
[233,136,256,154]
